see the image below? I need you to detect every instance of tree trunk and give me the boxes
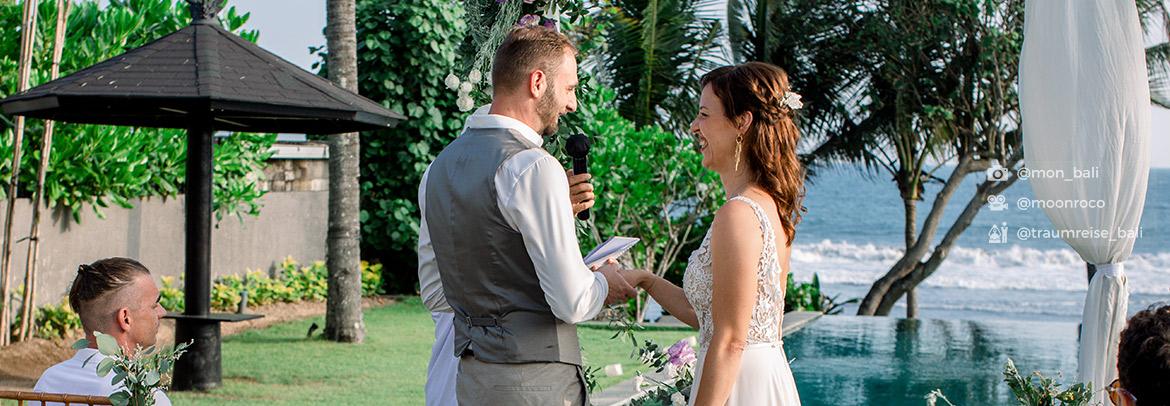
[857,155,975,315]
[324,0,364,343]
[884,171,1020,305]
[902,194,918,318]
[0,0,39,346]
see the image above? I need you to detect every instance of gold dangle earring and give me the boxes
[734,134,744,172]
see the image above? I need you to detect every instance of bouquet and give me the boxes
[73,332,191,406]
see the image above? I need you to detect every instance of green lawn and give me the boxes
[171,296,696,406]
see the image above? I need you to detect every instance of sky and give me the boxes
[226,1,1170,168]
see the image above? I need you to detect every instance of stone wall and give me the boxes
[1,154,330,310]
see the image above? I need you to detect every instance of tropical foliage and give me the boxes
[597,0,724,134]
[1138,0,1170,109]
[350,0,468,292]
[729,0,1170,316]
[198,257,384,312]
[784,273,857,315]
[729,0,1025,316]
[572,79,722,320]
[0,0,274,223]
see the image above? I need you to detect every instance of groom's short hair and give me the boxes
[69,257,152,332]
[1117,304,1170,404]
[492,26,577,95]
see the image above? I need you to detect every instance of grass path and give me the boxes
[172,297,696,405]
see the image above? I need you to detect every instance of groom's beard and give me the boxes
[537,81,560,138]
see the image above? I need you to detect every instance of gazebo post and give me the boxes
[173,124,221,391]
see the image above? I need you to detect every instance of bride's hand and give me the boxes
[617,269,652,289]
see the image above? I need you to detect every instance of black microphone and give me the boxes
[565,134,591,221]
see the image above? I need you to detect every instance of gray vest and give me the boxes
[425,127,582,365]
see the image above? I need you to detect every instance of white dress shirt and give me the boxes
[35,348,172,406]
[417,108,609,324]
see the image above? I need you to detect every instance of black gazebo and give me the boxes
[0,1,403,390]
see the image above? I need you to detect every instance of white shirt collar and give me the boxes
[73,347,101,361]
[463,104,544,147]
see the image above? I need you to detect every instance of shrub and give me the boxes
[35,297,81,340]
[784,273,857,315]
[0,0,272,224]
[361,261,386,296]
[203,257,384,312]
[158,276,185,312]
[350,0,469,292]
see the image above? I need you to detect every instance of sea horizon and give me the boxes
[790,165,1168,322]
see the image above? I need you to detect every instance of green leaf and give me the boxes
[111,370,127,386]
[145,370,160,386]
[96,357,114,377]
[72,339,91,350]
[96,332,119,356]
[109,391,130,406]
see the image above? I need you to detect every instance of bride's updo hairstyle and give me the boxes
[700,62,806,246]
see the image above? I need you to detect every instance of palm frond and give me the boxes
[1149,42,1170,109]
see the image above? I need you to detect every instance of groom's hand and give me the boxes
[594,260,635,305]
[566,169,595,215]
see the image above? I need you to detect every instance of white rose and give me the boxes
[671,392,686,406]
[457,95,474,112]
[469,69,482,83]
[445,73,460,90]
[633,375,645,392]
[460,81,473,93]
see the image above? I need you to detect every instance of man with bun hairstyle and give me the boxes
[34,257,171,406]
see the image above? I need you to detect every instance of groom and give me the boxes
[418,26,636,405]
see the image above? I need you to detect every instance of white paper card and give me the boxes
[583,237,640,269]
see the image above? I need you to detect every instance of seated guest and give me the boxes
[34,257,170,406]
[1112,304,1170,406]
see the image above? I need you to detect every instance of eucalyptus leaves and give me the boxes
[71,333,191,406]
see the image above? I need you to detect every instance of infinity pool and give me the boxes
[784,316,1079,405]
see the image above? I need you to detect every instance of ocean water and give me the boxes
[789,165,1170,321]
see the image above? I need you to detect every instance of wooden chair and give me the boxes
[0,390,113,406]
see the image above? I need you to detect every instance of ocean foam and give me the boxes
[790,239,1170,294]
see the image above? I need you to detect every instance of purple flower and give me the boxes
[517,14,540,27]
[667,340,696,366]
[543,19,556,28]
[496,0,506,3]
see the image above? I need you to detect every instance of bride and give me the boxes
[620,62,805,406]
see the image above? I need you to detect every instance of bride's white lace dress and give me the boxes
[682,196,802,405]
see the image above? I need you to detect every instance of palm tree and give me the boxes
[1139,0,1170,109]
[598,0,725,135]
[325,0,365,343]
[729,0,1026,317]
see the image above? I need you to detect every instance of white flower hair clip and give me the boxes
[781,91,803,110]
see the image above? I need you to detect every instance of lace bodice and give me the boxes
[682,196,786,349]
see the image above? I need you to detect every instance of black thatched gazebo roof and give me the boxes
[0,11,403,133]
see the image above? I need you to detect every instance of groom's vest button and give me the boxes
[466,316,500,327]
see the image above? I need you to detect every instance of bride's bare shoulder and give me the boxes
[710,199,764,245]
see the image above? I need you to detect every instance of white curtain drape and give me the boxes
[1019,0,1150,403]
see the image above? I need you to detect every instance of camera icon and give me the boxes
[985,162,1011,182]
